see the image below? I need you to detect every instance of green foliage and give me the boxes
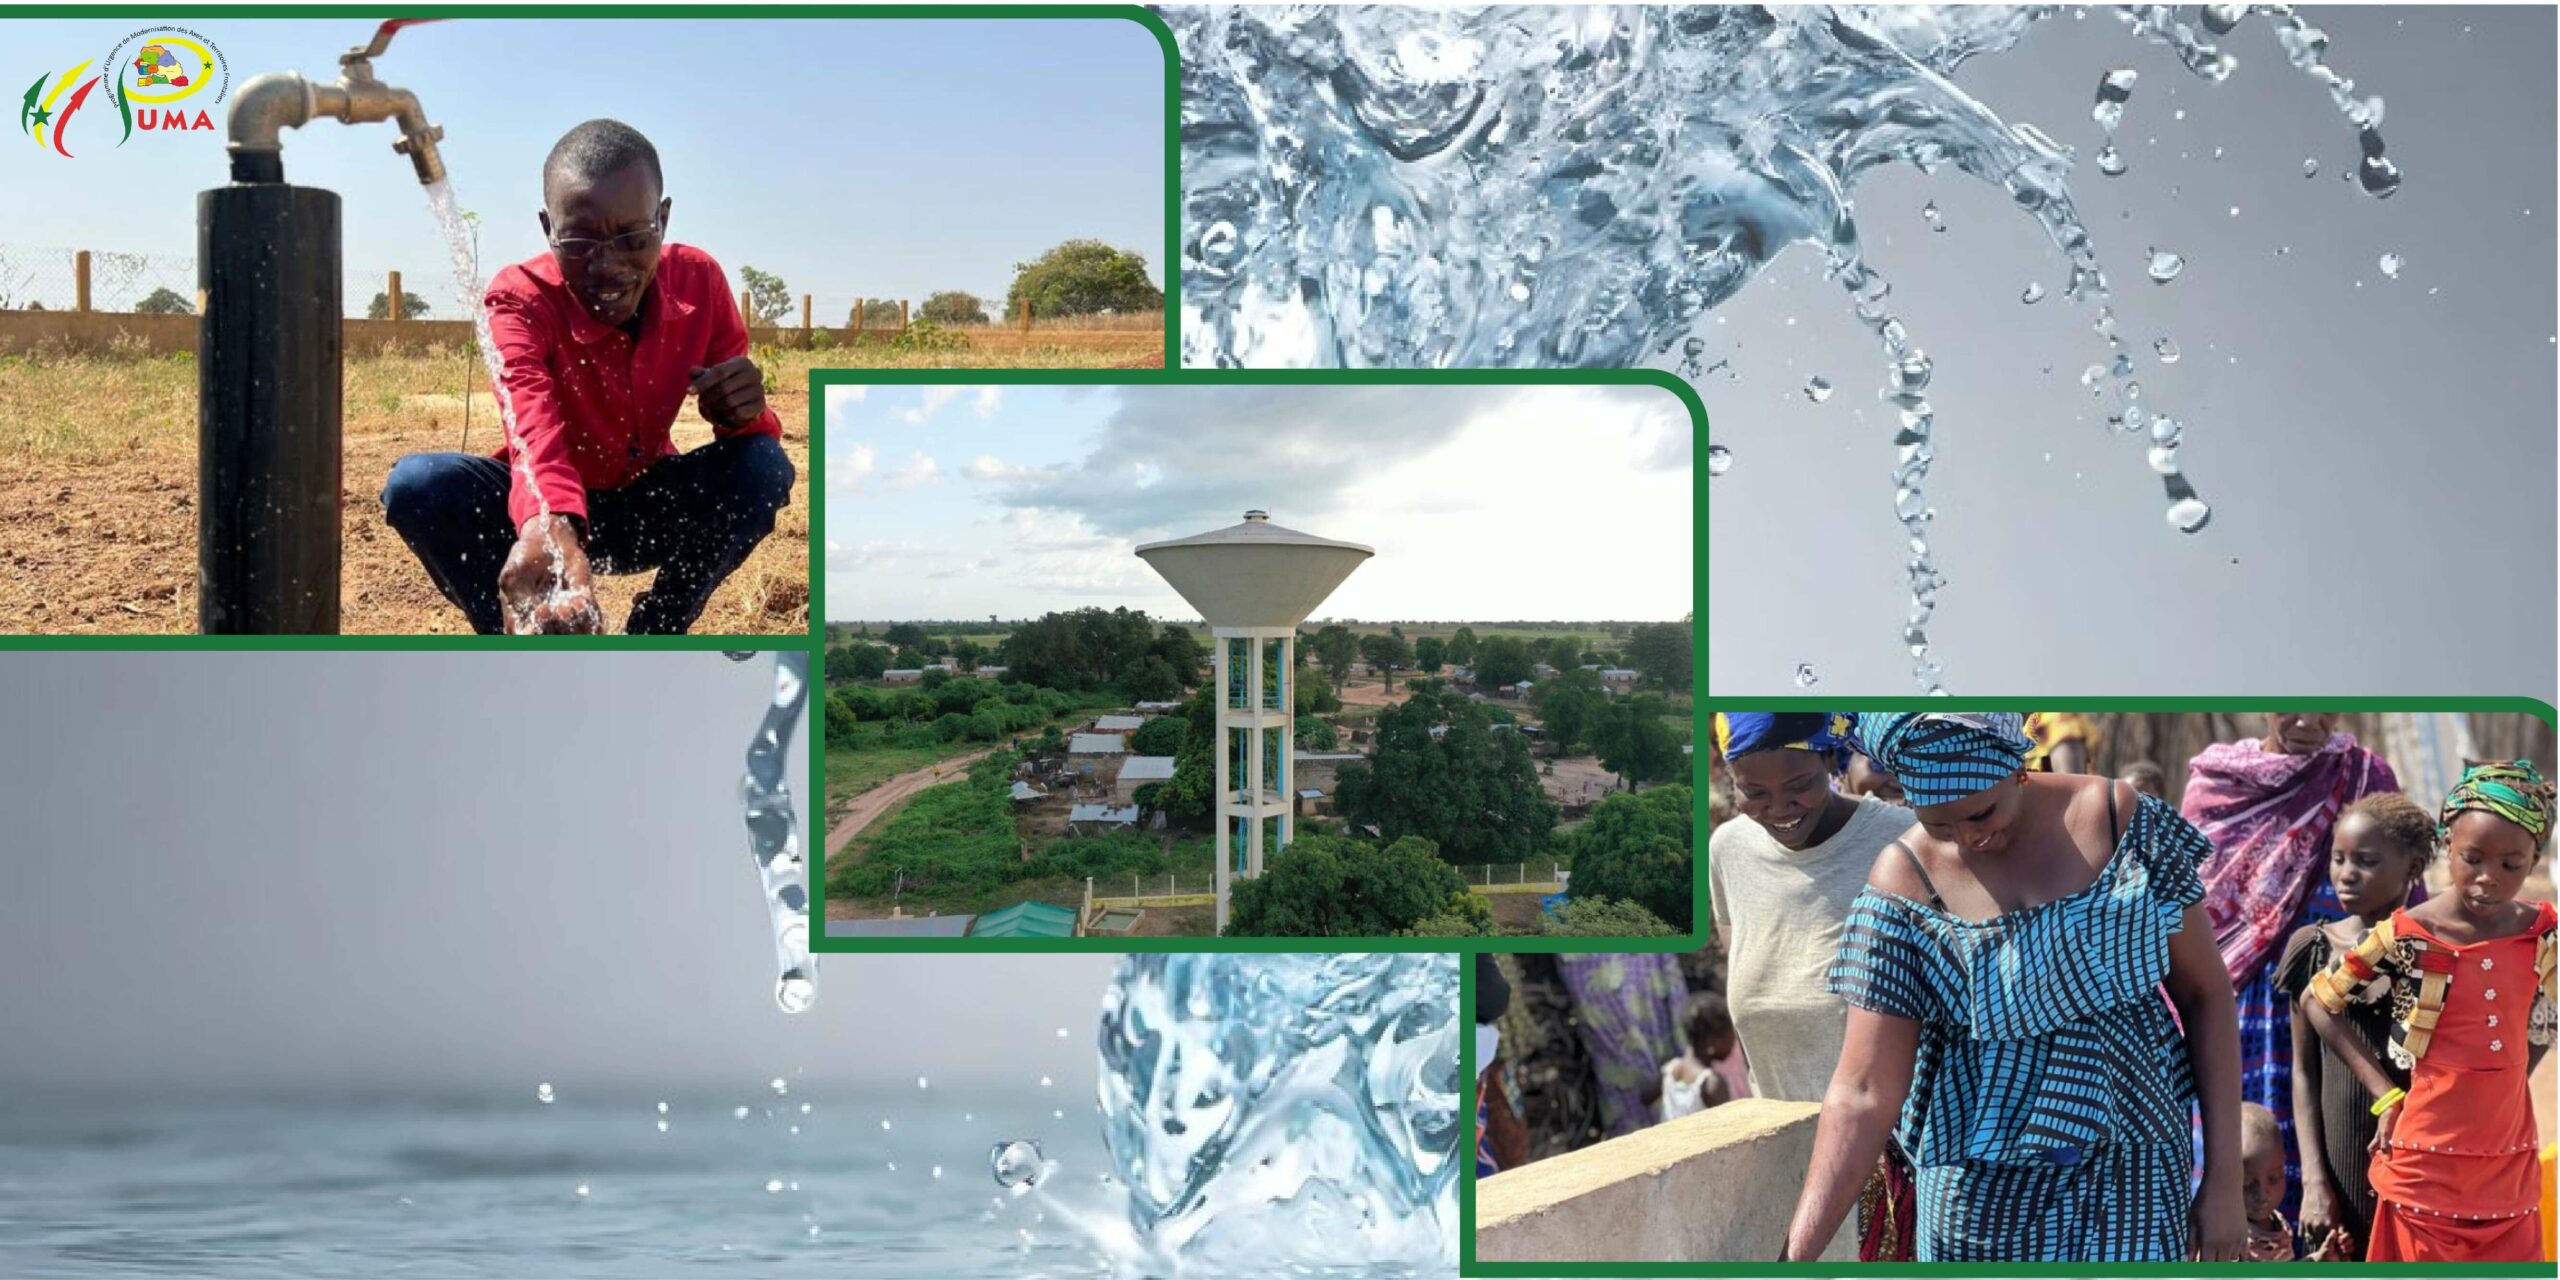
[1004,239,1165,318]
[1593,695,1688,789]
[1295,714,1338,751]
[1627,619,1694,694]
[134,286,192,316]
[829,753,1022,900]
[1472,634,1537,688]
[1334,686,1558,864]
[1224,834,1469,937]
[1129,715,1187,757]
[1403,893,1497,938]
[1310,624,1358,692]
[365,290,432,320]
[1564,785,1696,932]
[1542,896,1681,938]
[1411,636,1446,674]
[1529,667,1608,754]
[737,265,791,326]
[1447,626,1479,666]
[919,290,990,325]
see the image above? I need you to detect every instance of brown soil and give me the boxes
[0,373,808,635]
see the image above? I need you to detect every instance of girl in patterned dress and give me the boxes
[1780,712,2247,1263]
[2304,761,2558,1262]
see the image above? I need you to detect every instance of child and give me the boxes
[382,119,793,635]
[2306,762,2558,1262]
[2242,1103,2296,1260]
[2275,791,2431,1261]
[1656,991,1742,1121]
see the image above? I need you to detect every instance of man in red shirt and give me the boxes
[381,119,793,634]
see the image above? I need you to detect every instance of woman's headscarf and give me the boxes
[1849,712,2029,806]
[2439,760,2557,849]
[1712,712,1856,771]
[2184,728,2398,983]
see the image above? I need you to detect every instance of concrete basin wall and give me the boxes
[1476,1098,1853,1264]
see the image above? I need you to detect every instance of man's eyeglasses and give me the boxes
[550,222,662,261]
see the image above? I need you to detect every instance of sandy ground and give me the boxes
[0,375,808,634]
[820,745,995,875]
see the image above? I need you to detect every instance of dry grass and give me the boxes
[0,343,808,634]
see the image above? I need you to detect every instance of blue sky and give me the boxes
[0,17,1165,319]
[823,383,1695,623]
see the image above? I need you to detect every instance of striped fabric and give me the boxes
[1828,791,2212,1262]
[1853,712,2030,807]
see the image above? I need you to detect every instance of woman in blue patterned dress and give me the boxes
[1779,713,2247,1262]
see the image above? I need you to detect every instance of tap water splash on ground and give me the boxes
[728,650,816,1013]
[423,178,584,632]
[1094,952,1459,1275]
[1174,4,2396,690]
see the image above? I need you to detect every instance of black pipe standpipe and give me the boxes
[197,179,342,634]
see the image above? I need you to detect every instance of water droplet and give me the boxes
[2095,145,2127,177]
[575,1183,590,1198]
[2167,496,2213,533]
[766,1179,785,1194]
[1792,663,1819,688]
[2153,338,2180,364]
[992,1139,1046,1189]
[537,1083,555,1104]
[1706,444,1732,477]
[2146,249,2185,283]
[1804,376,1833,402]
[2378,252,2403,278]
[2020,281,2046,304]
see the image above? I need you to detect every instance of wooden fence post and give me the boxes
[386,271,403,325]
[74,250,91,313]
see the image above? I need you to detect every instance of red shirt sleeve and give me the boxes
[483,280,592,526]
[693,255,784,440]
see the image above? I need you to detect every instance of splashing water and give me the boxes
[1095,952,1458,1273]
[726,650,816,1013]
[423,179,584,632]
[1174,4,2397,691]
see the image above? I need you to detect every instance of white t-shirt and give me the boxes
[1707,795,1911,1104]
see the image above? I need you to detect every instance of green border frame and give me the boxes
[809,368,1709,953]
[1460,696,2560,1278]
[0,2,1176,650]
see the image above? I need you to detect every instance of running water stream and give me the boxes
[1174,4,2399,691]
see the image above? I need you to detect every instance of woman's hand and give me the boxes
[2189,1172,2247,1262]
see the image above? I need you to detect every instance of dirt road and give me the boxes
[823,747,997,863]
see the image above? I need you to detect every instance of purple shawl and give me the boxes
[2182,732,2398,983]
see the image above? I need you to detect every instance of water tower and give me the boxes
[1136,511,1372,932]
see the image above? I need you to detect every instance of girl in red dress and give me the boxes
[2306,760,2558,1261]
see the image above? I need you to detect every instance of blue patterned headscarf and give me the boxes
[1712,712,1856,771]
[1852,712,2030,806]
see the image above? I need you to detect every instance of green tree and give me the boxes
[918,289,989,325]
[1005,239,1165,318]
[1411,636,1446,675]
[1129,715,1187,756]
[1447,626,1479,666]
[365,291,432,320]
[1359,632,1412,694]
[1542,896,1680,939]
[134,286,193,316]
[1224,834,1470,937]
[1334,686,1557,864]
[1563,785,1696,931]
[737,265,791,326]
[1592,696,1687,790]
[1529,667,1608,754]
[1472,635,1537,688]
[1310,624,1359,695]
[1627,618,1694,694]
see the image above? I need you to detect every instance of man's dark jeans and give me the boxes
[380,434,793,634]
